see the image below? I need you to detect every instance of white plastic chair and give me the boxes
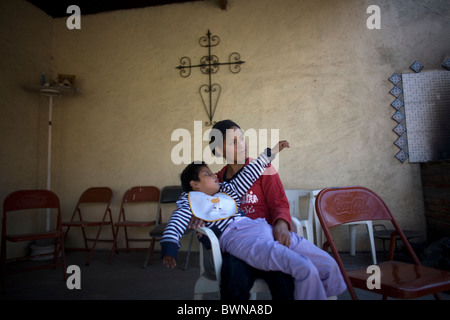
[193,214,304,300]
[312,189,377,264]
[193,227,270,300]
[285,189,315,243]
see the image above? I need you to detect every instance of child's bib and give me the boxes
[188,191,238,222]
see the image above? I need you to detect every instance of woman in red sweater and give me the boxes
[190,119,295,300]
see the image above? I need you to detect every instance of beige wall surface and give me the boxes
[1,0,450,257]
[0,0,54,257]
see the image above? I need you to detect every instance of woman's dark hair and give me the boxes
[180,161,207,192]
[209,119,240,156]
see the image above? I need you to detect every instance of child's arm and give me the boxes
[160,194,192,267]
[225,140,290,200]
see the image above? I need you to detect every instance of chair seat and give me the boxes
[115,220,156,228]
[149,223,168,237]
[6,231,62,242]
[347,261,450,299]
[373,229,422,241]
[63,220,111,227]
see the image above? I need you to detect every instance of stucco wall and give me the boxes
[0,0,53,257]
[2,0,450,257]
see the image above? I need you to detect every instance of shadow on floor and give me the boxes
[1,250,449,300]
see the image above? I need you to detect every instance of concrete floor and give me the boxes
[1,249,449,301]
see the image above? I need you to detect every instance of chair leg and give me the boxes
[86,224,105,266]
[59,236,67,281]
[109,225,120,264]
[109,236,117,264]
[52,238,59,267]
[349,225,356,256]
[314,215,325,247]
[123,227,129,250]
[306,224,314,243]
[144,238,155,269]
[184,232,194,270]
[81,226,89,249]
[1,238,7,292]
[366,223,377,264]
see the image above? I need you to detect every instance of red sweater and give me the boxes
[216,158,291,227]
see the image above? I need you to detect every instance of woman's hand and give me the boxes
[273,219,291,247]
[271,140,290,155]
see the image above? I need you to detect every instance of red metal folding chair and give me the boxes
[109,186,160,264]
[315,186,450,300]
[1,189,66,290]
[63,187,114,265]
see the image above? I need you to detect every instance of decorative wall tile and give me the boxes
[393,123,406,136]
[394,136,408,149]
[390,62,449,163]
[442,58,450,71]
[392,111,405,123]
[391,98,404,110]
[410,60,424,73]
[389,73,402,85]
[390,86,403,97]
[389,60,431,163]
[395,150,409,163]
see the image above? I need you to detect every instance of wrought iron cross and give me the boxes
[176,30,245,126]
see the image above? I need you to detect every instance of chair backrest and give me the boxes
[159,186,183,203]
[284,189,312,220]
[315,186,393,228]
[157,186,184,223]
[70,187,113,222]
[78,187,113,204]
[2,189,62,232]
[3,189,60,212]
[119,186,160,221]
[122,186,160,204]
[315,186,420,264]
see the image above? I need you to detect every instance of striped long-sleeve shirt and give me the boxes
[161,151,273,259]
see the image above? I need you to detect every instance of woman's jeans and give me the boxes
[220,252,295,300]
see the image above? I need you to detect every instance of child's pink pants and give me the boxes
[220,217,346,300]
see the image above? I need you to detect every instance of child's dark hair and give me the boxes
[180,161,208,192]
